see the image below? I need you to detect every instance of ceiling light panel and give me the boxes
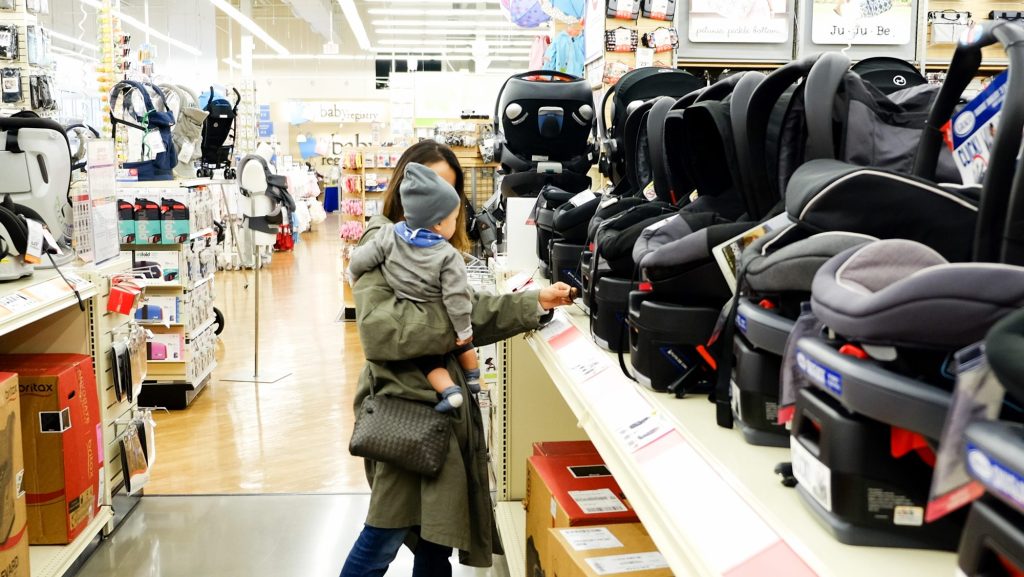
[209,0,290,55]
[337,0,372,50]
[378,39,532,47]
[375,28,541,37]
[372,20,518,28]
[77,0,202,56]
[368,9,504,17]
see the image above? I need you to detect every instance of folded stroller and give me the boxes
[788,22,1024,549]
[495,70,596,198]
[958,309,1024,576]
[198,86,240,179]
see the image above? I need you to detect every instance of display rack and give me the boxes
[0,255,139,577]
[338,147,403,321]
[494,291,959,577]
[0,0,56,118]
[923,1,1018,69]
[118,180,218,409]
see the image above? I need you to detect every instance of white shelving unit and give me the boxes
[27,511,113,577]
[504,304,958,577]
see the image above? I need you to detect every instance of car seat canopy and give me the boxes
[811,240,1024,347]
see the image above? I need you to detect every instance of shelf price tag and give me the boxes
[0,292,36,313]
[616,412,674,454]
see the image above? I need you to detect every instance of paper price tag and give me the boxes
[24,279,66,301]
[559,527,624,551]
[617,412,673,453]
[506,271,536,293]
[538,311,573,342]
[569,189,597,208]
[143,131,166,155]
[586,552,669,575]
[23,220,44,264]
[636,47,655,68]
[569,488,628,515]
[0,293,35,313]
[557,337,613,382]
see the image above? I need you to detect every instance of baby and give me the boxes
[348,163,479,412]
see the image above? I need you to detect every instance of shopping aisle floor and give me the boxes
[75,214,509,575]
[76,495,508,577]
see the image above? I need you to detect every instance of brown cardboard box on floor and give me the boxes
[0,355,102,545]
[0,373,31,576]
[525,455,639,577]
[549,523,672,577]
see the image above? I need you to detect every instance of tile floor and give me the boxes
[76,494,509,577]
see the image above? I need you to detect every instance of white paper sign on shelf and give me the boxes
[616,412,674,453]
[569,488,629,515]
[586,552,670,575]
[559,527,624,551]
[538,311,574,342]
[0,293,35,313]
[87,140,121,265]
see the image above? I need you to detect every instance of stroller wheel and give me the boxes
[213,307,225,336]
[196,168,203,177]
[225,168,236,179]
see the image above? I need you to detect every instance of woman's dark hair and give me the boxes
[382,140,469,252]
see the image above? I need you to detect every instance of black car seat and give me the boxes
[788,22,1024,551]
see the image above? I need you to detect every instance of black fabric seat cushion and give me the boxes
[786,159,978,262]
[593,202,676,275]
[742,228,877,294]
[553,197,600,243]
[811,239,1024,348]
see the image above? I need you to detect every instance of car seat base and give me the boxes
[551,242,586,290]
[592,276,633,353]
[627,296,719,393]
[957,497,1024,576]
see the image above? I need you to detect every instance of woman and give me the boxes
[341,140,573,577]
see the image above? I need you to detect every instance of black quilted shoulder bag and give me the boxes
[349,383,451,478]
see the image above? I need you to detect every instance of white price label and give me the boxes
[559,527,624,551]
[558,336,613,382]
[791,438,832,512]
[538,311,573,342]
[24,220,44,264]
[569,189,597,208]
[506,271,535,293]
[0,293,35,313]
[636,47,655,68]
[894,505,924,526]
[569,488,628,515]
[586,552,669,575]
[143,131,166,155]
[617,412,673,453]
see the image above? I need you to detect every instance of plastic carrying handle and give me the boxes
[913,21,1024,264]
[492,69,582,133]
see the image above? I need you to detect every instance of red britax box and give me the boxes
[533,440,599,457]
[0,355,102,545]
[525,454,639,577]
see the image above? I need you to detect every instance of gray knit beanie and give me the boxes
[401,162,461,230]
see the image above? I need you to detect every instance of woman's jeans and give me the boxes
[339,525,453,577]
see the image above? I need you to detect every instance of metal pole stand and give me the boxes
[223,187,290,384]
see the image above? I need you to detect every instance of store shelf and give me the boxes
[29,507,113,577]
[522,306,956,577]
[186,315,216,341]
[0,269,96,338]
[115,178,215,189]
[495,501,526,577]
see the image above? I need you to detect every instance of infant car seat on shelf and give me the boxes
[495,70,596,197]
[788,20,1024,551]
[718,50,969,443]
[599,67,703,185]
[957,309,1024,577]
[851,56,928,95]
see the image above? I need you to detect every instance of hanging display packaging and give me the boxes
[642,0,675,20]
[607,0,640,21]
[1,68,20,104]
[602,60,632,85]
[0,25,17,60]
[641,27,679,52]
[605,27,640,52]
[928,10,971,44]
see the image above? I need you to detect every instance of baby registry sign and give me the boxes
[812,0,913,44]
[687,0,790,43]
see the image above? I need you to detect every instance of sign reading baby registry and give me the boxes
[287,100,387,124]
[811,0,913,44]
[687,0,790,43]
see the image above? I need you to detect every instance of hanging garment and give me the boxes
[529,34,550,70]
[544,32,585,78]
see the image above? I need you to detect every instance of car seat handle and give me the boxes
[803,52,851,162]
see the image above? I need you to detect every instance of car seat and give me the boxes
[957,309,1024,577]
[850,56,928,95]
[788,21,1024,550]
[495,70,596,198]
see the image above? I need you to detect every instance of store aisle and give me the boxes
[76,495,509,577]
[145,214,369,494]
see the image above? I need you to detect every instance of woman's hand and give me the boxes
[539,282,575,310]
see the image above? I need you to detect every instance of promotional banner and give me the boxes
[811,0,913,45]
[687,0,789,43]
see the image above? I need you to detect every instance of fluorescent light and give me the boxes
[209,0,289,55]
[378,39,532,47]
[45,29,97,51]
[372,20,515,28]
[364,0,500,3]
[77,0,202,56]
[51,45,98,61]
[368,8,503,17]
[375,28,540,37]
[222,57,241,70]
[337,0,371,51]
[227,52,528,63]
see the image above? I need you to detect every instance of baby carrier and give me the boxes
[198,86,241,179]
[159,83,209,179]
[110,81,177,182]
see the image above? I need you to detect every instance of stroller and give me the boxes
[197,86,241,179]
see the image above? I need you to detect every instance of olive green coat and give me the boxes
[352,215,546,567]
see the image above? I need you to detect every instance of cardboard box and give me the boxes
[534,441,598,457]
[147,332,184,361]
[134,296,179,324]
[0,355,102,545]
[526,455,639,577]
[161,194,191,244]
[0,373,30,576]
[549,523,672,577]
[117,199,136,244]
[134,195,163,244]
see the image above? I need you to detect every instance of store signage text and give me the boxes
[288,100,386,124]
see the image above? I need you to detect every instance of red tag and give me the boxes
[108,280,142,315]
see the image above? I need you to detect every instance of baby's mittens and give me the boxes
[435,385,464,413]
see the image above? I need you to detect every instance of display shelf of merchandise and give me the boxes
[29,508,114,577]
[495,501,527,577]
[518,305,956,577]
[186,315,216,341]
[0,270,96,338]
